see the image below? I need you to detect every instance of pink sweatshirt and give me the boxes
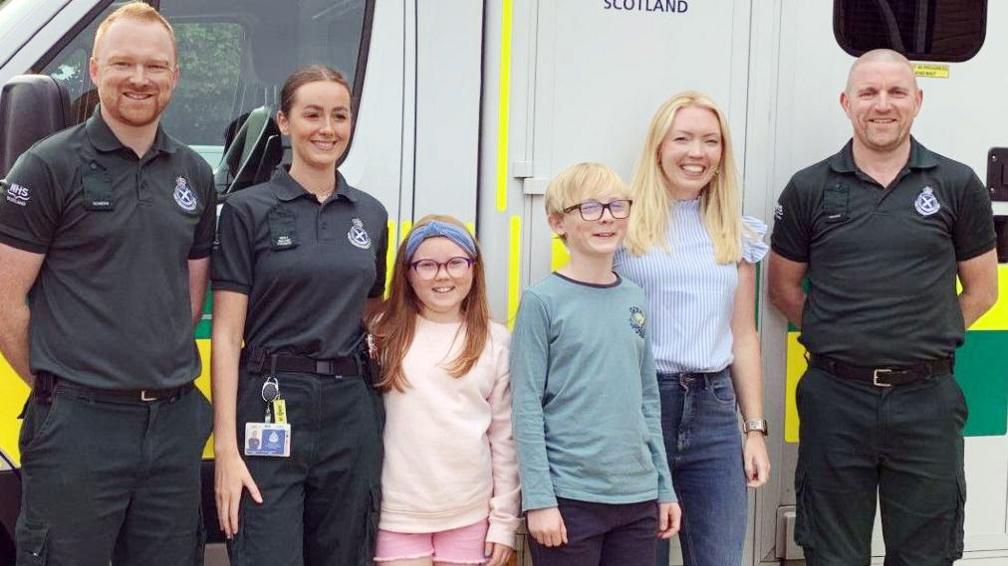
[379,316,521,548]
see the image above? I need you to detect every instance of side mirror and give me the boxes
[214,105,282,196]
[0,75,72,177]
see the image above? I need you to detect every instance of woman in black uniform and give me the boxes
[211,65,388,566]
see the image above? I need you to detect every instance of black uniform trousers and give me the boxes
[16,379,212,566]
[226,368,383,566]
[794,366,967,566]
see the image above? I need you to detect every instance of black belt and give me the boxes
[241,349,360,377]
[808,355,953,387]
[34,372,194,403]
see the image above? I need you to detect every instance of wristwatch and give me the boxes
[743,418,768,436]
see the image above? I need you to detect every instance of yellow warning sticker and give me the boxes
[913,63,950,79]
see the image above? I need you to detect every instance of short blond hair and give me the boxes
[544,162,629,216]
[93,1,176,60]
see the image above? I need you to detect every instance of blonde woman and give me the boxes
[614,91,770,566]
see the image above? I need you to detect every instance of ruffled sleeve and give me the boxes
[741,216,769,263]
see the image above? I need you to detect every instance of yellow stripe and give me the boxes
[495,0,513,212]
[960,265,1008,330]
[195,340,214,458]
[784,332,806,443]
[384,220,398,298]
[784,264,1008,442]
[0,342,216,466]
[507,215,522,328]
[0,360,29,466]
[550,235,569,271]
[465,221,476,236]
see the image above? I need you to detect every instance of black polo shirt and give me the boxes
[771,138,995,366]
[0,109,216,389]
[212,166,388,359]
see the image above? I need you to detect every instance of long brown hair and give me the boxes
[372,215,491,392]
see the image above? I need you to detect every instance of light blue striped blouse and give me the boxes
[614,199,768,374]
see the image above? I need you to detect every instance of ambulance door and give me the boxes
[769,1,1008,562]
[0,0,407,561]
[397,0,484,241]
[480,1,762,564]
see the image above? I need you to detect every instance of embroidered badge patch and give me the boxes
[173,176,198,212]
[629,306,646,338]
[914,186,940,216]
[3,182,30,207]
[347,217,371,249]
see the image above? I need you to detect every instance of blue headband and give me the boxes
[405,221,478,261]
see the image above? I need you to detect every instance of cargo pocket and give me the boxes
[364,485,381,559]
[793,464,816,550]
[15,521,48,565]
[194,502,207,566]
[945,470,966,561]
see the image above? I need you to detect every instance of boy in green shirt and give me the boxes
[511,162,680,565]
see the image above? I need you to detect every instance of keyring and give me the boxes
[261,376,280,403]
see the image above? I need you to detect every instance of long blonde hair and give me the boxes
[624,91,744,263]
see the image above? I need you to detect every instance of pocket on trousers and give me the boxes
[793,465,816,550]
[19,396,60,456]
[709,379,737,406]
[364,485,382,559]
[194,501,207,566]
[15,521,48,565]
[946,470,966,561]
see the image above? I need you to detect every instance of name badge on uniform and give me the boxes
[244,422,291,457]
[82,164,114,211]
[822,184,849,223]
[268,206,299,250]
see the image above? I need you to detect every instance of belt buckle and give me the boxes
[140,390,157,402]
[872,369,894,387]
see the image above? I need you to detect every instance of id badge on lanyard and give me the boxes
[245,375,291,457]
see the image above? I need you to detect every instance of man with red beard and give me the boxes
[0,2,215,564]
[769,49,997,565]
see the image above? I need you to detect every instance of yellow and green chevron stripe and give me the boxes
[783,266,1008,442]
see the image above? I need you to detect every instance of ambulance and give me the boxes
[0,0,1005,564]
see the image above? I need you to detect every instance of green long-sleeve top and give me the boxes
[510,272,675,511]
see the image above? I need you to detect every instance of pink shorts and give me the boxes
[374,519,489,563]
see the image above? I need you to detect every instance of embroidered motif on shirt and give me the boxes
[347,217,371,249]
[173,176,198,212]
[914,186,940,216]
[3,182,30,207]
[629,306,646,338]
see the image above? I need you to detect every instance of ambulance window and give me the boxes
[834,0,987,62]
[33,0,371,164]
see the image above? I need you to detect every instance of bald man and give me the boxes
[768,49,997,565]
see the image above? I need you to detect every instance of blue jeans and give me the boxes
[656,369,746,566]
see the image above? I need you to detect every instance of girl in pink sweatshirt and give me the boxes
[371,214,520,566]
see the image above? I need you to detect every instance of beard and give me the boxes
[101,90,170,128]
